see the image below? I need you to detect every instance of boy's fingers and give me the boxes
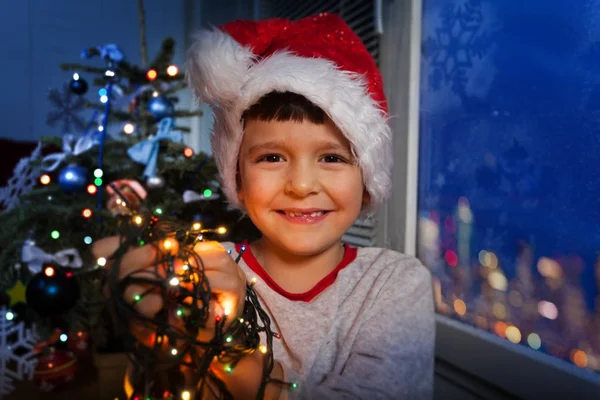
[117,245,159,279]
[91,236,122,260]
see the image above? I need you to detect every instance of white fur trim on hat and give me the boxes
[186,30,392,214]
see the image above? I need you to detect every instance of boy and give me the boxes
[94,13,434,399]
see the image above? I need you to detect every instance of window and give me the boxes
[379,0,600,398]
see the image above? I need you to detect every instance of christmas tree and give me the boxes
[0,1,260,395]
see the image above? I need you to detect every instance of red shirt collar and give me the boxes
[235,241,357,302]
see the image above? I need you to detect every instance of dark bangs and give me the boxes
[241,91,326,124]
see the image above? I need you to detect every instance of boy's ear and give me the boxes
[362,188,371,206]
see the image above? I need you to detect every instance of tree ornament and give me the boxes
[33,347,78,392]
[58,164,88,192]
[25,266,80,315]
[147,96,174,121]
[6,280,27,307]
[69,73,88,95]
[0,307,38,397]
[146,175,166,189]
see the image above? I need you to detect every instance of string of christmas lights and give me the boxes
[101,186,292,399]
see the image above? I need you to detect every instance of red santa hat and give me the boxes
[186,13,392,212]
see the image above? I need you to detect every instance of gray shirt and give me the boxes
[224,242,435,400]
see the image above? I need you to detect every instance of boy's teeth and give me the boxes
[285,211,324,217]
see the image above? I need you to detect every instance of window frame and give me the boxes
[376,0,600,398]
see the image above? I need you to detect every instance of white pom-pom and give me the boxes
[185,29,255,106]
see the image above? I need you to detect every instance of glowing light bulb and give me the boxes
[93,168,103,178]
[181,391,191,400]
[123,123,135,134]
[73,73,80,81]
[40,174,51,185]
[134,215,143,225]
[59,334,68,342]
[171,348,178,356]
[51,230,60,239]
[84,236,92,244]
[259,345,268,354]
[251,277,257,285]
[226,336,233,343]
[166,65,179,76]
[192,222,201,231]
[133,294,142,302]
[5,311,14,321]
[203,189,212,197]
[82,208,92,218]
[182,264,189,271]
[44,266,55,277]
[216,226,227,235]
[183,147,194,158]
[100,95,108,103]
[169,277,180,286]
[146,69,158,80]
[224,365,232,373]
[87,184,97,194]
[97,257,107,267]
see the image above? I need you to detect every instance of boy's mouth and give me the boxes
[276,210,330,217]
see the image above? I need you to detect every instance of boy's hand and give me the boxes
[91,237,247,348]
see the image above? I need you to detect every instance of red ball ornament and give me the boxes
[34,348,78,392]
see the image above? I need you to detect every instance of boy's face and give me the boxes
[237,117,369,256]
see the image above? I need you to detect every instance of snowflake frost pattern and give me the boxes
[0,143,42,211]
[46,83,86,134]
[0,307,39,396]
[423,0,491,94]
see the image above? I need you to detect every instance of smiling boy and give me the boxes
[95,12,435,400]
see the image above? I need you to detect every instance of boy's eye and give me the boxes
[256,154,284,163]
[321,155,346,163]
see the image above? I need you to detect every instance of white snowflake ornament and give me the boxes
[0,307,39,396]
[0,143,42,211]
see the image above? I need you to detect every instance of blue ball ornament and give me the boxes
[58,164,88,192]
[147,96,174,121]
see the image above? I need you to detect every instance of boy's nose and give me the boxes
[284,163,321,197]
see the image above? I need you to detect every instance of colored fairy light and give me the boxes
[191,222,201,231]
[133,294,142,302]
[59,333,68,342]
[87,184,97,194]
[98,88,107,96]
[224,365,232,373]
[182,264,189,271]
[216,226,227,235]
[82,208,92,218]
[184,147,194,158]
[181,391,191,400]
[40,174,51,185]
[44,266,55,277]
[51,230,60,239]
[176,309,184,317]
[94,178,103,186]
[203,189,212,197]
[100,95,108,103]
[93,168,103,178]
[134,215,143,225]
[146,69,158,81]
[226,336,233,343]
[73,73,80,81]
[5,311,14,321]
[124,123,135,134]
[171,348,178,356]
[97,257,107,267]
[259,345,268,354]
[291,382,298,389]
[155,208,163,215]
[166,65,179,76]
[169,277,180,286]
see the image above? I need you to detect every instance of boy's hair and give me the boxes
[242,91,325,124]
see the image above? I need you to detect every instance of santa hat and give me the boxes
[186,13,392,212]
